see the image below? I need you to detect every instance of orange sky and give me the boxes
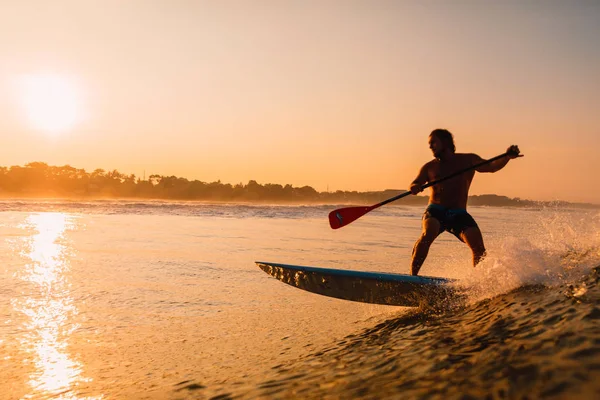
[0,1,599,203]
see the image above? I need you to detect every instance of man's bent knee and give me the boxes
[419,231,438,244]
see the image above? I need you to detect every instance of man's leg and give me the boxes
[460,227,487,267]
[410,218,441,276]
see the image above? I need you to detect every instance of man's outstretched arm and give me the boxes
[476,145,522,173]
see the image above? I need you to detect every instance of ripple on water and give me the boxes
[207,266,600,399]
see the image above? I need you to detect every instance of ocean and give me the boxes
[0,200,599,399]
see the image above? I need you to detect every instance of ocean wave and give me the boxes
[0,199,422,220]
[0,199,332,219]
[211,266,600,399]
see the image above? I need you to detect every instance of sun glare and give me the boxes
[13,213,96,398]
[18,73,83,134]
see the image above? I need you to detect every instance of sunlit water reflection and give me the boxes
[0,204,598,398]
[10,213,97,399]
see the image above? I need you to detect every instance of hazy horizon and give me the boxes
[1,1,599,203]
[2,159,599,206]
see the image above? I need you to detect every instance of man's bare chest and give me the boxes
[428,161,474,181]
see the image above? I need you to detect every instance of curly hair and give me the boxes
[430,129,456,153]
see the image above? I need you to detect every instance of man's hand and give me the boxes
[507,145,522,159]
[410,182,423,195]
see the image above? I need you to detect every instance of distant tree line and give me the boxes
[0,162,597,208]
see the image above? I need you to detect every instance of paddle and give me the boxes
[328,151,518,229]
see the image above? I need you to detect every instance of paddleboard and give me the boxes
[256,261,460,307]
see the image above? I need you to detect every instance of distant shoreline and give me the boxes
[1,162,598,209]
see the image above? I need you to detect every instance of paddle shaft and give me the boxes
[328,151,517,229]
[372,151,512,210]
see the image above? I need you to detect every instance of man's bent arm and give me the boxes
[410,164,429,194]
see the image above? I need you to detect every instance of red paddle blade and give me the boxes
[328,206,373,229]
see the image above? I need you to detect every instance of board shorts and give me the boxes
[423,203,479,241]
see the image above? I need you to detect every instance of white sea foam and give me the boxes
[455,209,600,304]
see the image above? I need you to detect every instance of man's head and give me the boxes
[429,129,455,158]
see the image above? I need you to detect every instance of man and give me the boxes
[409,129,521,276]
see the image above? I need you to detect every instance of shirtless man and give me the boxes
[409,129,521,276]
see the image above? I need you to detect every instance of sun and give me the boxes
[18,73,83,134]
